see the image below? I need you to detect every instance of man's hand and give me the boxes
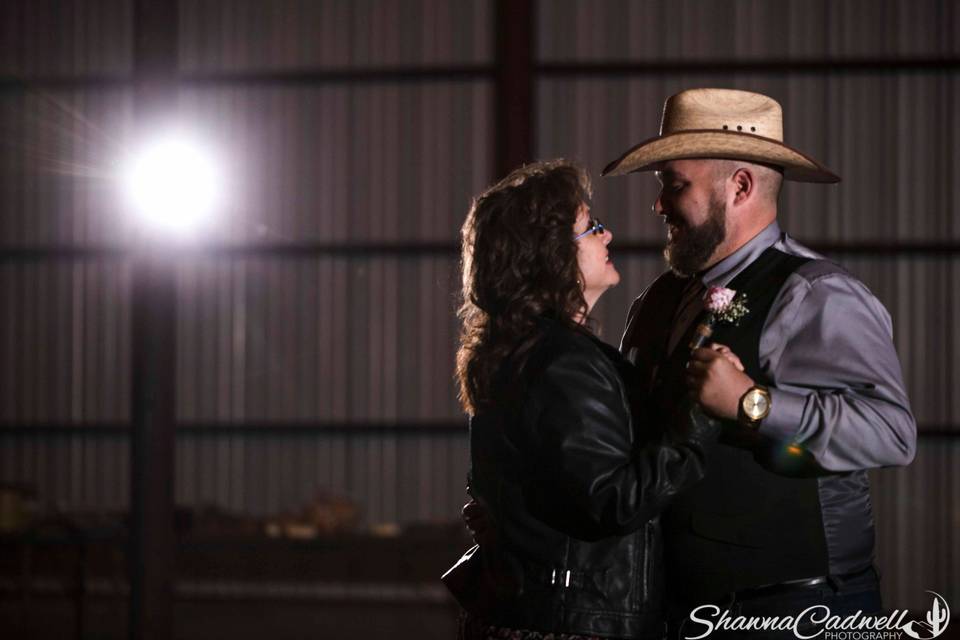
[685,344,753,420]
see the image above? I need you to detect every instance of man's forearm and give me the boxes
[762,385,916,471]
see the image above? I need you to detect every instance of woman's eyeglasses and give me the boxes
[574,217,605,241]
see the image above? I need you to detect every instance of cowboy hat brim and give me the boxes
[601,129,840,183]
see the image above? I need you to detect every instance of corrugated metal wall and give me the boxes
[0,1,493,529]
[0,0,956,612]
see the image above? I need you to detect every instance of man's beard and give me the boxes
[663,195,727,277]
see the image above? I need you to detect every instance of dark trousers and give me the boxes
[668,568,881,640]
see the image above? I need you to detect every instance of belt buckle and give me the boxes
[549,568,572,588]
[781,576,828,588]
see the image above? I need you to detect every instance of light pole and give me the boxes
[129,2,177,639]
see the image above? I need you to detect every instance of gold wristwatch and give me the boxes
[739,385,772,428]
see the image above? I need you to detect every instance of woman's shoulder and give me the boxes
[530,320,645,407]
[520,321,633,425]
[531,319,623,379]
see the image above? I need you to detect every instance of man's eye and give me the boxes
[671,183,685,192]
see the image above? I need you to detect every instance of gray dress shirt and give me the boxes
[673,221,916,472]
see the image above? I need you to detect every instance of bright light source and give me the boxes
[122,133,221,235]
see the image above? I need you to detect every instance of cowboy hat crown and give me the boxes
[602,88,839,183]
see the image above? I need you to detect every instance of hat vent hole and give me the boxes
[722,125,729,130]
[737,125,743,131]
[750,126,756,132]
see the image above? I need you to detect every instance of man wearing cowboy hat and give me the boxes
[604,88,916,636]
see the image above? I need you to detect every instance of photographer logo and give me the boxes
[684,590,951,639]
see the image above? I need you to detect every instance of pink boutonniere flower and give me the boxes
[706,286,736,313]
[705,286,749,325]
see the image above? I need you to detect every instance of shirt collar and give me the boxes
[700,221,781,288]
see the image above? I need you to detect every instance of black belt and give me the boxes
[734,566,877,601]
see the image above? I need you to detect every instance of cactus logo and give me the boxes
[902,591,951,639]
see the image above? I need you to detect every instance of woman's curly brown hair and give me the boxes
[456,159,592,415]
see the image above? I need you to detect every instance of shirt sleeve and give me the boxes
[758,268,917,472]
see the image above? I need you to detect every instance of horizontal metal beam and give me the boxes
[2,57,956,93]
[0,243,459,261]
[538,57,960,77]
[0,422,955,438]
[3,241,960,262]
[0,421,468,436]
[0,74,131,91]
[0,65,495,93]
[0,578,455,606]
[181,66,496,86]
[178,421,469,436]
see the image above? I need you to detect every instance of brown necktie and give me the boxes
[666,278,705,356]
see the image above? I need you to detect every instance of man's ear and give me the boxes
[731,168,754,206]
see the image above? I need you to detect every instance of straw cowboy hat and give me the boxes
[602,88,840,183]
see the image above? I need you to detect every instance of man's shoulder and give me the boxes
[775,235,859,288]
[774,236,884,312]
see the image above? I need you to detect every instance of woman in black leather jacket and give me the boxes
[448,161,730,640]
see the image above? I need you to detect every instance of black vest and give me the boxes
[623,248,829,603]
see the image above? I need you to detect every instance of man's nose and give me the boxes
[653,192,666,216]
[603,228,613,245]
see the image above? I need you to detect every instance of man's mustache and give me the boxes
[664,215,688,230]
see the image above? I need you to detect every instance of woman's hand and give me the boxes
[462,499,492,545]
[711,343,745,371]
[685,343,753,420]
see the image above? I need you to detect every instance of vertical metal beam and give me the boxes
[495,0,535,177]
[129,2,178,639]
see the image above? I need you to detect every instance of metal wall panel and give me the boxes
[538,0,958,62]
[0,434,130,511]
[172,251,469,524]
[175,256,463,422]
[839,255,959,431]
[174,82,493,244]
[871,438,960,609]
[0,260,131,423]
[173,432,469,524]
[0,2,495,530]
[0,253,472,523]
[0,0,133,76]
[179,0,494,72]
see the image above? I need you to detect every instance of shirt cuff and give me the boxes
[759,387,808,442]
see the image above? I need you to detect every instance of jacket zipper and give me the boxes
[641,521,652,603]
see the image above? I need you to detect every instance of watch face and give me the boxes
[743,389,770,420]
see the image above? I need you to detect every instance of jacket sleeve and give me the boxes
[522,343,718,539]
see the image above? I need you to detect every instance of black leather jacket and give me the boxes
[467,319,719,639]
